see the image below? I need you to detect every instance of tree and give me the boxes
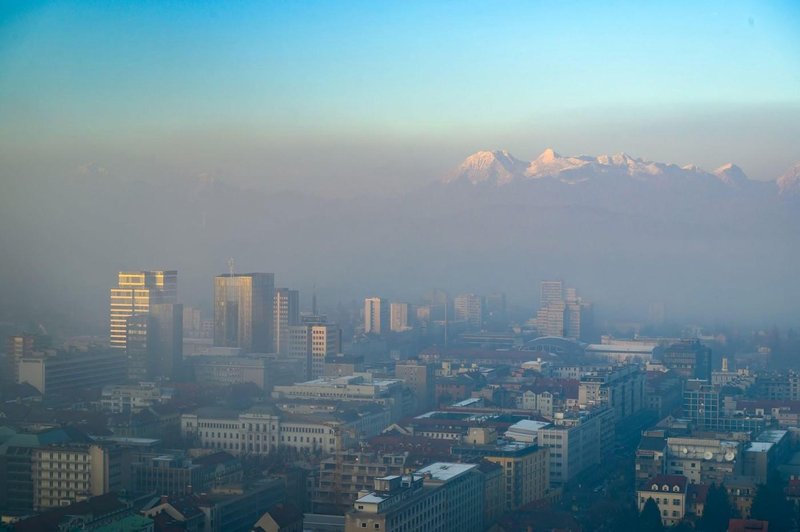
[751,475,794,531]
[699,483,732,532]
[639,497,665,532]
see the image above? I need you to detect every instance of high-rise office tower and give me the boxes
[454,294,484,329]
[274,288,300,355]
[151,303,183,379]
[539,280,563,308]
[124,303,183,381]
[390,302,411,332]
[214,273,275,353]
[288,323,341,379]
[565,300,594,341]
[364,297,389,335]
[110,271,177,351]
[536,300,566,337]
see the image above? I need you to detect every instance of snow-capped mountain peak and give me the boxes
[713,163,749,186]
[443,147,774,190]
[777,162,800,195]
[442,149,528,185]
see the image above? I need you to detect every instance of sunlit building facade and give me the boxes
[213,273,274,353]
[274,288,300,355]
[364,297,388,335]
[109,270,177,350]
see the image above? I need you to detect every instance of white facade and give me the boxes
[288,323,341,379]
[532,407,615,486]
[273,288,299,355]
[454,294,484,328]
[364,297,388,335]
[181,406,389,456]
[32,445,121,511]
[100,382,172,413]
[389,303,411,332]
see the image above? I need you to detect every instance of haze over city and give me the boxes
[1,2,799,531]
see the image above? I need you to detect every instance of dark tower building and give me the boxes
[214,273,275,353]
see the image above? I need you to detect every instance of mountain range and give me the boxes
[444,148,799,195]
[1,148,798,334]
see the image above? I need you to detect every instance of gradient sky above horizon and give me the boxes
[1,0,799,193]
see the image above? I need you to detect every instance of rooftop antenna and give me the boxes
[312,283,318,315]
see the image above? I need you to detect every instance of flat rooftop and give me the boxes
[416,462,476,482]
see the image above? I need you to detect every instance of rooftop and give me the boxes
[506,419,552,434]
[416,462,477,482]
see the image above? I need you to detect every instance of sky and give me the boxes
[1,0,799,194]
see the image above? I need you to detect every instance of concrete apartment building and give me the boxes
[395,359,436,413]
[506,406,615,486]
[452,428,549,511]
[314,450,409,514]
[665,436,742,485]
[363,297,389,335]
[578,364,646,421]
[31,444,123,511]
[345,463,484,532]
[454,294,484,329]
[273,288,300,355]
[288,323,341,380]
[389,302,411,332]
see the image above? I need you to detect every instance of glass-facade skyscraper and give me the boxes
[109,270,177,350]
[214,273,275,353]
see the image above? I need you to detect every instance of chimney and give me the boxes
[721,357,729,372]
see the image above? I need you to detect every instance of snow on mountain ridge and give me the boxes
[445,148,756,187]
[777,162,800,195]
[443,149,528,185]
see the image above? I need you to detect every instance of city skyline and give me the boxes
[2,3,800,531]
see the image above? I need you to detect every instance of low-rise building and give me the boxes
[636,433,668,483]
[665,436,741,485]
[143,479,285,532]
[272,375,406,420]
[100,382,174,414]
[637,474,688,527]
[191,355,270,389]
[132,451,242,497]
[314,450,408,514]
[345,463,484,532]
[181,404,390,456]
[17,349,126,396]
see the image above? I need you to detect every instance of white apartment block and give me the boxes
[31,445,122,511]
[527,407,614,486]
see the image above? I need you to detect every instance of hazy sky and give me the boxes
[2,1,799,194]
